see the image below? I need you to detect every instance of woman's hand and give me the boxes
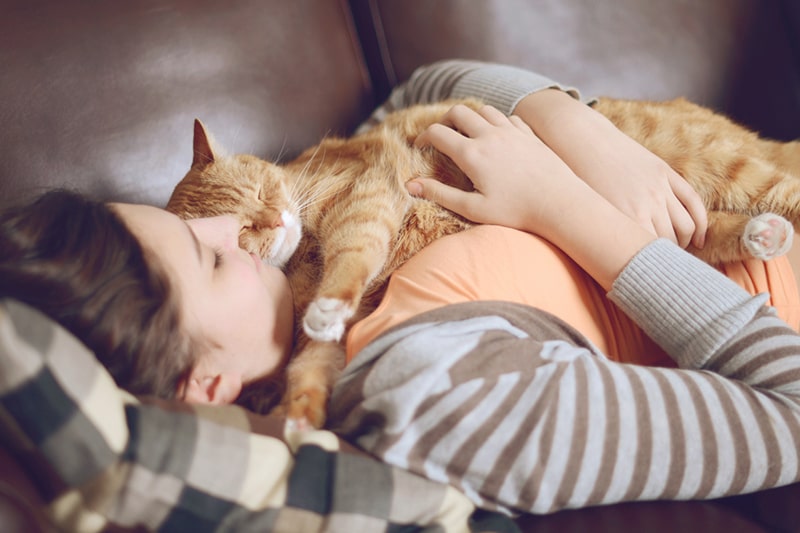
[410,103,657,290]
[410,104,580,233]
[515,90,707,249]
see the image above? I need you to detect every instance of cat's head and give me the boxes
[166,120,302,268]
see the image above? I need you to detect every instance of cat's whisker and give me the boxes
[289,144,344,215]
[294,177,342,215]
[273,135,290,164]
[291,183,338,217]
[290,143,327,196]
[290,177,325,214]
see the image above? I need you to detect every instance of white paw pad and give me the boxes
[744,213,794,260]
[303,297,353,342]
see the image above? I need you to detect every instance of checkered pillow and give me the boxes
[0,299,516,532]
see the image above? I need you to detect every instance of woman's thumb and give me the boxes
[405,179,426,198]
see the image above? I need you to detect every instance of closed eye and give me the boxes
[213,247,224,269]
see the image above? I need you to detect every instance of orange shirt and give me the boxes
[346,225,800,365]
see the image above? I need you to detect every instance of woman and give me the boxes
[1,60,800,518]
[0,61,798,410]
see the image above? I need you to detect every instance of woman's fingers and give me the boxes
[419,104,512,144]
[416,104,537,152]
[476,104,511,126]
[508,114,534,133]
[414,122,466,155]
[439,104,490,137]
[668,173,708,248]
[406,178,481,221]
[663,199,695,249]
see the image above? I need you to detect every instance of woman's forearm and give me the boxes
[526,177,655,291]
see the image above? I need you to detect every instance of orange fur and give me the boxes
[167,97,800,427]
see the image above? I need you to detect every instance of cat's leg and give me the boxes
[303,248,384,341]
[304,191,408,342]
[283,339,346,429]
[690,211,793,263]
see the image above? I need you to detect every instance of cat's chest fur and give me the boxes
[281,118,473,332]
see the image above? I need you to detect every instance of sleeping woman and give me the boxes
[1,60,800,519]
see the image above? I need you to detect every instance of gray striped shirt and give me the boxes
[331,238,800,514]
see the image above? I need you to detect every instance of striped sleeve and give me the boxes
[329,239,800,515]
[356,59,589,133]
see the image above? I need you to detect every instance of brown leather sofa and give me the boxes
[2,1,799,531]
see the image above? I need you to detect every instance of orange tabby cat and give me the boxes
[166,97,799,428]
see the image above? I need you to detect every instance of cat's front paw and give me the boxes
[303,297,353,342]
[744,213,794,260]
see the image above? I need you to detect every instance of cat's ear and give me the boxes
[192,118,217,169]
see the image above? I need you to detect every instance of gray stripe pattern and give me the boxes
[356,59,586,134]
[330,240,800,515]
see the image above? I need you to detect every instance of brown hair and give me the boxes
[0,189,196,398]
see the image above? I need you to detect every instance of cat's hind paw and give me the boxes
[286,387,328,430]
[744,213,794,260]
[303,297,353,342]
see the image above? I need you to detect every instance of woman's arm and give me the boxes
[514,89,707,249]
[412,101,799,401]
[367,60,707,248]
[411,103,655,289]
[331,106,800,514]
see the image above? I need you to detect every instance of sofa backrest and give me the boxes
[0,0,374,209]
[1,0,798,211]
[353,0,799,140]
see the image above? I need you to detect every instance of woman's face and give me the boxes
[113,204,294,404]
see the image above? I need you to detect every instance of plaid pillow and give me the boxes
[0,299,517,532]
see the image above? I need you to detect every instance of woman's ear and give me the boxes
[182,373,243,405]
